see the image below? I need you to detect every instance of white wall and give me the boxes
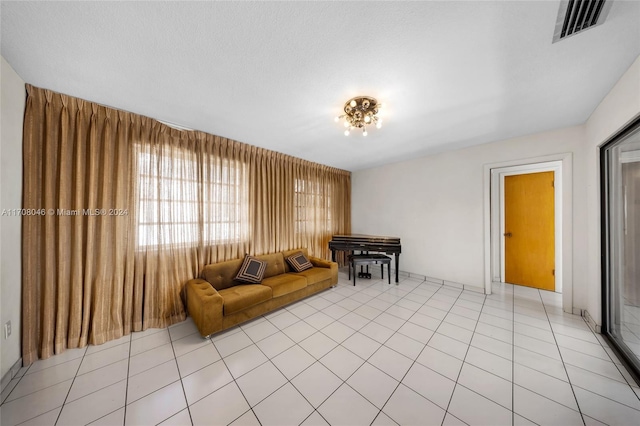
[584,55,640,325]
[352,126,587,296]
[352,54,640,323]
[1,56,25,381]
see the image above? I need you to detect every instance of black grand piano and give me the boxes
[329,234,402,283]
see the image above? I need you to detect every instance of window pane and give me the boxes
[135,145,248,248]
[295,178,332,235]
[603,119,640,378]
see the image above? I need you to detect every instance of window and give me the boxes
[294,178,331,235]
[136,145,248,248]
[201,157,248,244]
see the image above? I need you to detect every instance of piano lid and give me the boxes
[330,234,401,243]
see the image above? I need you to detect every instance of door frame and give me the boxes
[483,153,574,314]
[496,164,562,292]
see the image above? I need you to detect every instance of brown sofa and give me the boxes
[185,248,338,337]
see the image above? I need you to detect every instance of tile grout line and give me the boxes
[1,363,33,405]
[538,288,587,426]
[6,364,130,425]
[242,276,423,425]
[337,279,465,424]
[252,305,349,425]
[289,278,409,424]
[425,291,518,414]
[0,356,84,402]
[475,288,633,421]
[509,289,562,424]
[121,331,133,425]
[322,276,433,425]
[560,355,637,385]
[439,284,489,425]
[218,325,281,425]
[169,327,196,426]
[569,381,640,412]
[0,357,81,425]
[512,324,637,384]
[591,321,640,395]
[345,278,441,424]
[53,347,89,426]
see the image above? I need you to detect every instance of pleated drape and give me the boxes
[22,85,351,364]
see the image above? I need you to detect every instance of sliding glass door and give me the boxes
[602,116,640,381]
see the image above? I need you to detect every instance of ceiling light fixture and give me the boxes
[334,96,383,136]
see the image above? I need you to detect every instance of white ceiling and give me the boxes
[2,1,639,171]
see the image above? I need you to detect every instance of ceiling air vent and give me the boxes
[552,0,613,43]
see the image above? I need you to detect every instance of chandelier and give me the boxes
[335,96,383,136]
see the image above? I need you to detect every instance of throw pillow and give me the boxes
[234,255,267,284]
[286,251,313,272]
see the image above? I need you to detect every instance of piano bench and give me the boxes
[348,254,392,286]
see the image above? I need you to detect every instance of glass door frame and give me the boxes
[600,114,640,386]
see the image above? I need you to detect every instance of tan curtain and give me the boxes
[22,85,351,364]
[247,150,351,259]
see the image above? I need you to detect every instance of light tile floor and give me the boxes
[2,270,640,425]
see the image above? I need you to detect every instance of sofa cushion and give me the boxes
[234,255,267,284]
[286,251,313,272]
[254,252,286,278]
[290,267,333,285]
[261,273,307,298]
[202,258,244,291]
[218,284,272,315]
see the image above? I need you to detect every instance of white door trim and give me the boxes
[483,153,573,313]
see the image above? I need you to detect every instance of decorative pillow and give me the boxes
[286,251,313,272]
[234,255,267,284]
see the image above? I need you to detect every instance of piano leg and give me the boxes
[395,254,400,283]
[353,260,356,286]
[331,249,336,263]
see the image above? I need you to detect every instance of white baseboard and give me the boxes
[366,266,487,294]
[582,309,602,333]
[1,358,23,392]
[444,280,464,289]
[425,276,444,285]
[464,284,486,294]
[394,269,486,294]
[408,272,426,280]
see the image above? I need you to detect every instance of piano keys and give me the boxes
[329,234,402,283]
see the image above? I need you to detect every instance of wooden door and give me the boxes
[504,171,555,291]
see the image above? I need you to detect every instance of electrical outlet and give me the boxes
[4,321,11,339]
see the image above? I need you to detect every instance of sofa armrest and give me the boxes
[185,278,224,337]
[309,256,332,268]
[309,256,339,285]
